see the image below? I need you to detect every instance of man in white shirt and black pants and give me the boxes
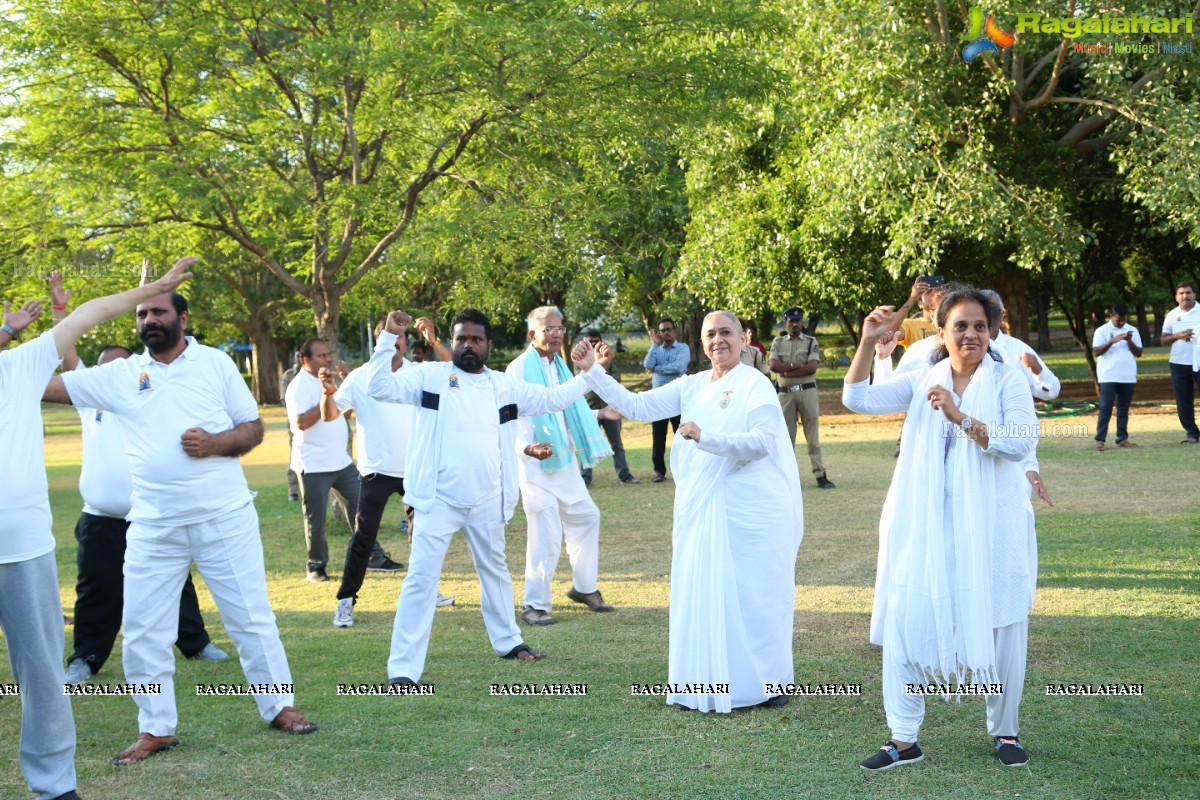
[1161,282,1200,444]
[1092,303,1143,450]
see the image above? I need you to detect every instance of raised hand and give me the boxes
[3,299,43,333]
[595,341,615,368]
[414,316,436,342]
[151,257,197,294]
[335,360,349,380]
[571,338,595,370]
[49,271,71,308]
[678,421,702,442]
[385,310,413,335]
[861,305,895,343]
[318,367,338,393]
[139,258,152,287]
[875,329,900,359]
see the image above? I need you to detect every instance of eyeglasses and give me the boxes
[658,327,675,333]
[536,326,566,335]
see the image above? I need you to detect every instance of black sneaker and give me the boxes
[859,740,923,771]
[995,737,1028,767]
[619,474,642,484]
[306,567,329,583]
[367,552,405,572]
[816,475,836,489]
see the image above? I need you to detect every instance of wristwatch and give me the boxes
[1,323,18,339]
[960,416,973,434]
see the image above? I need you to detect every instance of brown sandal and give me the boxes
[112,733,179,765]
[270,706,318,735]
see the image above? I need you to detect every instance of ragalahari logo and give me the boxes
[962,7,1016,62]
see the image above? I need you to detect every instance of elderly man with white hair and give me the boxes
[507,307,616,626]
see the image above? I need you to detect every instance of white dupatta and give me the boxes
[871,355,1001,688]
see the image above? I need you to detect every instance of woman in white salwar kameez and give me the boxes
[842,285,1038,771]
[572,311,803,713]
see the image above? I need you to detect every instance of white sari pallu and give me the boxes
[583,362,803,712]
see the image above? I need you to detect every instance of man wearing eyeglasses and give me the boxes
[643,317,690,482]
[507,308,616,626]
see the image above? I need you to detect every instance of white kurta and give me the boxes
[584,362,802,712]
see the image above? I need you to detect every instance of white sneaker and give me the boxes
[436,593,455,608]
[333,598,355,628]
[192,642,230,662]
[64,659,93,686]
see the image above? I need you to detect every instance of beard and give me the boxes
[452,347,486,373]
[138,321,184,354]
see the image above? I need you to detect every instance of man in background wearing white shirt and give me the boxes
[1161,282,1200,444]
[1092,303,1143,450]
[287,338,398,582]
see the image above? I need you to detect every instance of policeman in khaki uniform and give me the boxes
[769,307,835,489]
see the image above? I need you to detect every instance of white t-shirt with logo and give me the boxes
[335,363,414,478]
[285,368,352,474]
[0,331,61,563]
[61,338,259,526]
[1093,322,1141,384]
[437,369,502,508]
[1161,304,1200,368]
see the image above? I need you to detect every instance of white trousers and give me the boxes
[388,496,524,682]
[520,479,601,611]
[123,502,295,735]
[883,619,1028,742]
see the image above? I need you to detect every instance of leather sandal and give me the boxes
[270,706,318,735]
[112,733,179,765]
[502,643,546,661]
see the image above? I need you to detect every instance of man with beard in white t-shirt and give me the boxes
[44,265,317,766]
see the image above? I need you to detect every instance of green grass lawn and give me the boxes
[3,403,1197,799]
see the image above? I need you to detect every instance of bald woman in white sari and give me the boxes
[573,311,803,712]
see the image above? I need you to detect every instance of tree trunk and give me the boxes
[247,312,281,405]
[311,289,342,356]
[1134,301,1150,346]
[1035,287,1052,351]
[993,271,1029,341]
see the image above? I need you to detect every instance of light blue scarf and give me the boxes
[522,345,613,471]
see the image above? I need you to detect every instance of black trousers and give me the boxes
[1170,362,1200,439]
[651,416,682,475]
[337,473,414,602]
[70,512,211,673]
